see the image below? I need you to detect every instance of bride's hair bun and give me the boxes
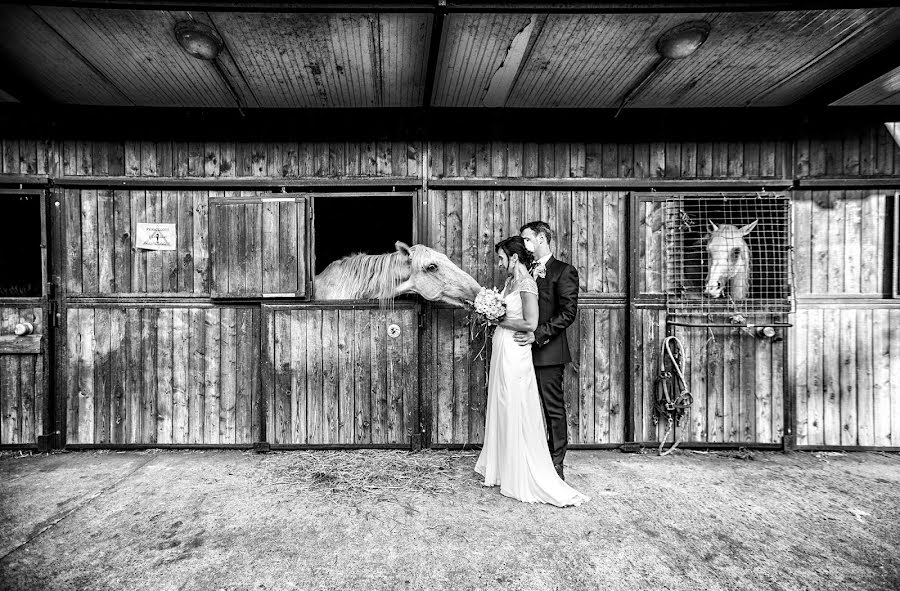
[494,235,535,268]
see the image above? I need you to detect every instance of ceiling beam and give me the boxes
[421,5,445,107]
[795,37,900,108]
[22,1,900,12]
[2,104,899,142]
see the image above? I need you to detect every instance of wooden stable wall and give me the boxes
[1,127,898,450]
[790,125,900,449]
[0,307,47,445]
[262,304,419,446]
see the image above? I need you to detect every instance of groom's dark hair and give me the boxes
[520,221,552,244]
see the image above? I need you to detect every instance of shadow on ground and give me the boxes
[1,449,898,591]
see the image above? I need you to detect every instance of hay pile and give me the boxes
[258,449,479,498]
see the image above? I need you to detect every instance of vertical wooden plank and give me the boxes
[810,309,829,446]
[307,309,324,443]
[204,308,221,444]
[727,142,744,177]
[856,309,874,446]
[451,309,469,444]
[130,190,147,293]
[889,310,900,448]
[140,141,157,176]
[337,309,355,443]
[384,307,405,443]
[65,189,83,294]
[604,191,622,294]
[81,189,99,293]
[2,356,21,443]
[723,333,740,442]
[172,309,190,444]
[112,190,131,293]
[218,308,236,443]
[204,142,220,177]
[235,308,257,443]
[145,189,163,292]
[161,190,179,292]
[578,309,595,443]
[859,190,882,294]
[141,309,159,444]
[177,190,194,294]
[477,190,493,289]
[792,193,812,295]
[754,332,772,443]
[19,356,35,444]
[371,309,388,444]
[522,142,539,178]
[262,200,279,294]
[793,310,809,445]
[433,311,452,444]
[806,309,833,445]
[810,192,831,294]
[290,309,308,444]
[843,190,861,294]
[607,309,625,443]
[245,201,263,296]
[401,308,419,444]
[65,309,79,443]
[96,190,116,293]
[193,192,209,294]
[353,310,372,444]
[872,309,892,446]
[109,308,127,444]
[126,308,142,443]
[155,308,173,444]
[707,330,725,442]
[649,143,666,177]
[158,141,175,177]
[321,309,339,443]
[78,308,95,444]
[274,309,292,444]
[740,329,757,442]
[839,309,857,446]
[771,329,784,443]
[696,142,712,178]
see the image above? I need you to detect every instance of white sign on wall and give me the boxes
[136,223,177,251]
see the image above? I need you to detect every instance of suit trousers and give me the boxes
[535,364,567,466]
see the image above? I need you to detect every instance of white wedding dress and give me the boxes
[474,271,590,507]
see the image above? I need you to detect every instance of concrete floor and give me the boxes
[1,448,898,591]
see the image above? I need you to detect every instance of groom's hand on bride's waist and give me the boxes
[513,331,535,346]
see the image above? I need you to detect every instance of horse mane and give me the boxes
[316,250,411,305]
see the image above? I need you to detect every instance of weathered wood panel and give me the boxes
[0,307,45,445]
[209,196,307,298]
[263,304,418,445]
[635,308,785,444]
[637,198,666,296]
[429,141,788,179]
[792,190,890,296]
[427,190,626,294]
[795,124,899,178]
[2,140,422,179]
[65,305,260,445]
[793,306,900,448]
[429,305,626,445]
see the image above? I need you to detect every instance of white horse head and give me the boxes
[314,241,482,307]
[704,220,757,300]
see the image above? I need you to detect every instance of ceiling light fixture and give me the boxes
[656,21,711,60]
[175,20,223,61]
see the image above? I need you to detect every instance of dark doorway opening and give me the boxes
[0,194,42,297]
[313,194,414,275]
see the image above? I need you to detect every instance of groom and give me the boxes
[515,221,579,481]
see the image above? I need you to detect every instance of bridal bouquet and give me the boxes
[471,287,506,323]
[466,287,506,360]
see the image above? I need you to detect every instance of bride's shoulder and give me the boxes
[513,274,538,295]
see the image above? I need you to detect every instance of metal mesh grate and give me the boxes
[665,194,793,318]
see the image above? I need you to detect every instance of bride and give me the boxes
[474,236,590,507]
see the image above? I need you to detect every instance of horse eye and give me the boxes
[426,263,438,272]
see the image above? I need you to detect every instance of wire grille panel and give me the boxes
[665,194,793,319]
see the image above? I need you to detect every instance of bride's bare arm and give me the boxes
[498,291,538,332]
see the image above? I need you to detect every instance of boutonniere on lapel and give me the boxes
[531,262,546,280]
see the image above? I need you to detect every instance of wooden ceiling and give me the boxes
[0,3,898,109]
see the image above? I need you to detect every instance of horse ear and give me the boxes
[708,220,719,232]
[739,220,759,236]
[395,241,412,258]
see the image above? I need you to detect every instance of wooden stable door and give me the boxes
[261,303,420,447]
[0,189,50,447]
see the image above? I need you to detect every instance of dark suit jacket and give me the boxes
[532,256,579,367]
